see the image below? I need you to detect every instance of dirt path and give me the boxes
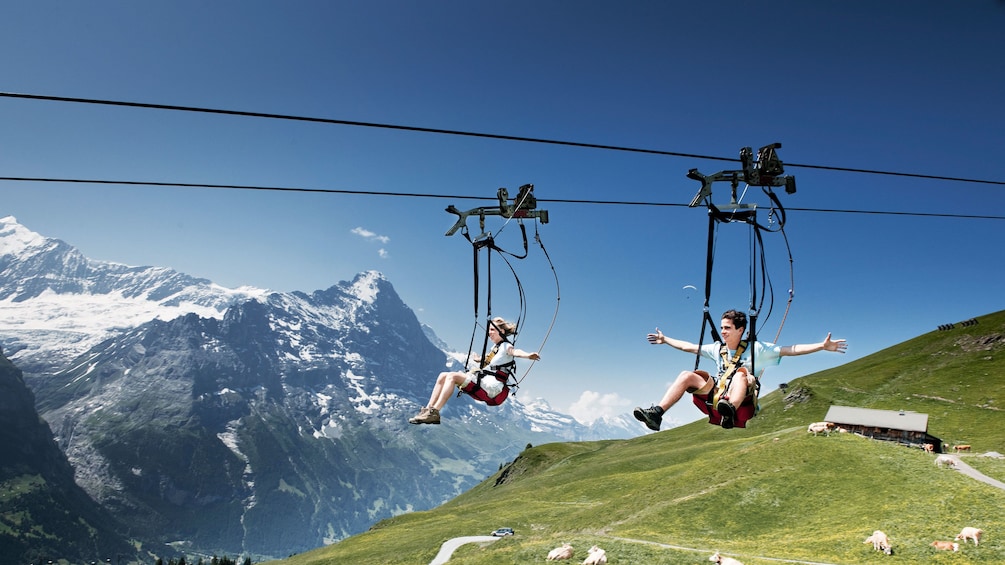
[943,453,1005,489]
[604,536,841,565]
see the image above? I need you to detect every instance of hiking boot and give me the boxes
[409,407,441,425]
[716,399,736,429]
[633,405,663,431]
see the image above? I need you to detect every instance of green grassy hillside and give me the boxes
[268,311,1005,564]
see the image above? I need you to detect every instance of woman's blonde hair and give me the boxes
[491,317,517,336]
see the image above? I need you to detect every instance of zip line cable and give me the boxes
[2,176,1004,221]
[2,91,1005,187]
[0,92,728,162]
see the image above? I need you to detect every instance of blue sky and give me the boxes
[2,1,1003,427]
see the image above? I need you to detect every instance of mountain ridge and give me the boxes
[0,215,640,561]
[0,347,141,564]
[0,215,268,371]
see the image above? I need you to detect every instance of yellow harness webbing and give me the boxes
[712,340,748,408]
[479,344,499,369]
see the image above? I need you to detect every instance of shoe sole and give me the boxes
[716,400,736,429]
[633,407,661,432]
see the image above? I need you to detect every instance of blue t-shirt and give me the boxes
[699,340,782,379]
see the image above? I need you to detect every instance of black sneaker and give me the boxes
[716,400,736,429]
[633,405,663,431]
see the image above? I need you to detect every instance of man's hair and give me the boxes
[721,309,747,331]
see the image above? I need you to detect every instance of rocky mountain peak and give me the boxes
[1,217,639,561]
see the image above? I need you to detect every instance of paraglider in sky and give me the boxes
[682,284,697,299]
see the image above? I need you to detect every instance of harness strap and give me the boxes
[462,360,518,406]
[476,344,514,385]
[480,344,499,369]
[457,343,518,399]
[695,212,718,371]
[460,223,531,370]
[711,340,748,409]
[476,361,515,384]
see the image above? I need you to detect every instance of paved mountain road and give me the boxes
[429,535,500,565]
[943,453,1005,490]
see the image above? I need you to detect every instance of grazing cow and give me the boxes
[930,541,959,552]
[547,543,574,561]
[956,527,983,546]
[864,530,893,555]
[935,454,956,468]
[807,421,835,436]
[582,545,607,565]
[923,443,934,453]
[709,551,744,565]
[954,444,972,453]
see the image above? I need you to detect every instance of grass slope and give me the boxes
[268,311,1005,565]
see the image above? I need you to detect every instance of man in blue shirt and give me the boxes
[633,309,847,430]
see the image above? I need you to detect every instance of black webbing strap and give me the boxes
[461,230,497,366]
[695,211,718,371]
[748,315,757,390]
[461,222,532,366]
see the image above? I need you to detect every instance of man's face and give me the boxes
[720,318,745,347]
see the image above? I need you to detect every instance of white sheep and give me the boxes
[863,530,893,555]
[934,454,956,468]
[955,526,983,546]
[807,421,834,436]
[582,545,607,565]
[547,543,574,560]
[709,551,744,565]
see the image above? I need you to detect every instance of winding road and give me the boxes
[429,535,500,565]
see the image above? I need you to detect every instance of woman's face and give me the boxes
[488,324,505,343]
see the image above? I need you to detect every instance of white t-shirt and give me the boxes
[466,342,515,397]
[486,342,515,369]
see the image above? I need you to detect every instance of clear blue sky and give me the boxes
[2,1,1003,427]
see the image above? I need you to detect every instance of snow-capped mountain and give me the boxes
[516,397,643,439]
[0,216,638,560]
[0,215,267,370]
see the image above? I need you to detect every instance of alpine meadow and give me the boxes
[271,311,1005,565]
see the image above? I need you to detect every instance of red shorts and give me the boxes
[692,393,756,428]
[460,370,511,406]
[690,370,757,428]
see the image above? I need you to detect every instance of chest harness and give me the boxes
[706,340,759,415]
[459,340,517,406]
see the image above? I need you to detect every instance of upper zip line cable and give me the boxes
[2,91,1004,187]
[1,176,1004,221]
